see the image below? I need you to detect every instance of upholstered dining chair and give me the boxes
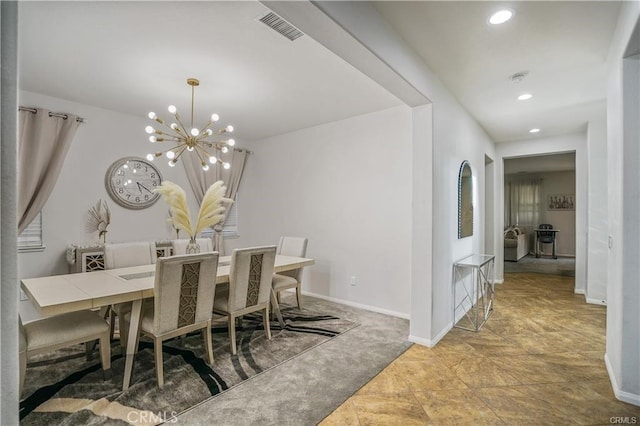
[272,236,308,309]
[104,241,158,347]
[213,246,277,355]
[171,238,214,255]
[19,311,111,397]
[123,252,219,388]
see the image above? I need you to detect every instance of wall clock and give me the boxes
[105,157,163,209]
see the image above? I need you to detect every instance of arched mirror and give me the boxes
[458,161,473,238]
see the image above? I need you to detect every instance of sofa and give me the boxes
[504,227,528,262]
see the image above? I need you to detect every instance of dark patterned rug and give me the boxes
[20,306,358,425]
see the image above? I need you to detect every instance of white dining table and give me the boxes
[21,254,314,390]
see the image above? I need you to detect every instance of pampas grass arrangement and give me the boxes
[154,180,232,238]
[86,199,111,243]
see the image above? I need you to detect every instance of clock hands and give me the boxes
[136,182,154,194]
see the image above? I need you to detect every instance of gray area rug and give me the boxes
[178,293,412,425]
[504,254,576,276]
[20,305,358,425]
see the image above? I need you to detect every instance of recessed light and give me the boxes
[529,128,540,133]
[488,9,514,25]
[518,93,533,101]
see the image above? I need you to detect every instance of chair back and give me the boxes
[538,224,554,243]
[172,238,214,255]
[153,252,219,335]
[276,237,308,280]
[104,241,157,269]
[228,246,277,312]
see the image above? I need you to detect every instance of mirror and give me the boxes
[458,161,473,238]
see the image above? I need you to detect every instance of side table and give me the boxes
[452,254,495,331]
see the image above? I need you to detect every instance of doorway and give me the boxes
[503,153,576,277]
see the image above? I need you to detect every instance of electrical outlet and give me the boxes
[350,276,357,286]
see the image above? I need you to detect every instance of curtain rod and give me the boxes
[235,148,253,154]
[19,107,86,123]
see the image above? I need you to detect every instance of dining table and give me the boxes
[21,254,314,390]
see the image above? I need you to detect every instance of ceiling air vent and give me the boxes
[258,12,304,41]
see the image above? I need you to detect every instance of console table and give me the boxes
[453,254,495,331]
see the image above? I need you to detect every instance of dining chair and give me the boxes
[104,241,158,347]
[272,236,308,309]
[537,223,557,259]
[123,252,219,388]
[172,238,214,255]
[19,311,111,397]
[213,246,277,355]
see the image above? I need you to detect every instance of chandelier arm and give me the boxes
[193,145,208,165]
[173,113,190,136]
[156,119,187,138]
[172,145,190,162]
[194,143,215,160]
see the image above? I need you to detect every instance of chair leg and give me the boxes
[204,321,214,365]
[109,309,116,339]
[154,337,164,388]
[119,314,129,351]
[276,290,281,304]
[295,284,303,310]
[264,306,272,340]
[229,315,237,355]
[19,350,26,398]
[99,332,112,380]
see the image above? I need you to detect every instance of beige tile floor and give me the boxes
[320,273,640,425]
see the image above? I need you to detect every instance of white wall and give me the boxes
[605,1,640,406]
[275,0,496,346]
[587,116,608,304]
[227,106,413,317]
[496,133,588,295]
[17,91,196,280]
[505,170,576,256]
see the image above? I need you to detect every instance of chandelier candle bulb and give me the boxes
[145,78,237,171]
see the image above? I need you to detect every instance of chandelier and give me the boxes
[145,78,235,171]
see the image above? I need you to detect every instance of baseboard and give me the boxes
[408,323,452,348]
[574,288,586,295]
[302,290,410,320]
[493,279,504,284]
[605,353,640,407]
[586,297,607,306]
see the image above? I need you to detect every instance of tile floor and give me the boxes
[320,273,640,425]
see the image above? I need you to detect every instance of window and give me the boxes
[18,212,45,252]
[200,195,239,239]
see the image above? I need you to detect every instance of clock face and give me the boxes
[105,157,163,209]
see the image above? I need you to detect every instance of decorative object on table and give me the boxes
[19,307,357,425]
[155,180,231,253]
[85,199,111,243]
[547,193,575,211]
[145,78,235,171]
[105,157,162,209]
[168,209,180,239]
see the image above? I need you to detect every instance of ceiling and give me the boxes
[373,1,620,142]
[18,1,621,146]
[17,1,401,143]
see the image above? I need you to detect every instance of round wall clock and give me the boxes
[105,157,163,209]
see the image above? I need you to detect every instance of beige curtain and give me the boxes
[182,148,249,254]
[505,178,543,232]
[18,108,80,233]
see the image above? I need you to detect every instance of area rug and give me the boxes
[20,306,358,425]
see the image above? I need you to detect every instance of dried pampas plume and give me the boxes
[86,199,111,242]
[154,180,232,238]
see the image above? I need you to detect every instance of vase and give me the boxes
[186,237,200,254]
